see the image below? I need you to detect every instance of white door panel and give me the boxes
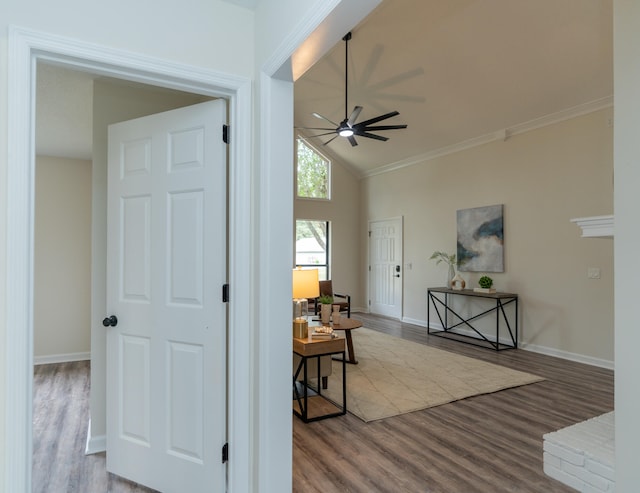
[106,100,227,493]
[369,218,403,319]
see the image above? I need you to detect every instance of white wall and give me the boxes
[0,1,255,78]
[362,108,614,365]
[34,156,92,362]
[1,2,255,486]
[613,0,640,488]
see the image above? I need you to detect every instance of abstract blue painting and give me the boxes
[457,204,504,272]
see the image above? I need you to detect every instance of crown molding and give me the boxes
[570,215,614,238]
[362,95,614,179]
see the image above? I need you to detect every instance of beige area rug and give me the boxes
[323,328,544,422]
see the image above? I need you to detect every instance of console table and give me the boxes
[293,335,346,422]
[427,287,518,350]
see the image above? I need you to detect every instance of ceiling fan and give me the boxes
[300,32,407,147]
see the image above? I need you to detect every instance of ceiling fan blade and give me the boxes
[357,131,389,142]
[313,112,339,127]
[323,135,339,146]
[309,131,339,138]
[361,124,408,131]
[354,111,400,128]
[347,135,358,147]
[295,126,336,131]
[347,106,363,126]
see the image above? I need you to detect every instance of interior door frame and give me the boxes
[6,26,252,492]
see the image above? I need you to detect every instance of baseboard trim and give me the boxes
[85,420,106,455]
[34,352,90,365]
[521,342,613,370]
[405,319,614,370]
[402,316,426,327]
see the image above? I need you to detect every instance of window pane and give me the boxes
[296,139,330,199]
[295,220,329,281]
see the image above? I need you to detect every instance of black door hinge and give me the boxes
[222,442,229,463]
[222,124,229,144]
[222,284,230,303]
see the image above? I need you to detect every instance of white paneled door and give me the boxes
[105,100,227,493]
[369,217,403,319]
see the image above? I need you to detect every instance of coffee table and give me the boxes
[329,318,362,364]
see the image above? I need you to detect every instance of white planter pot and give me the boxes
[320,304,332,324]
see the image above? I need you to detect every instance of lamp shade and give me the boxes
[292,267,319,299]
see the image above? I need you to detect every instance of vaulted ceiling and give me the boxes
[36,0,612,174]
[293,0,612,177]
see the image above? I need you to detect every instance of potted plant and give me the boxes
[430,251,461,288]
[318,294,334,324]
[474,275,496,293]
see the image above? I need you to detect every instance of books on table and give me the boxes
[311,327,335,339]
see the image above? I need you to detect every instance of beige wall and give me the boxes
[361,108,614,365]
[34,156,92,360]
[294,147,362,310]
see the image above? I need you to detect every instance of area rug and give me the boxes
[322,328,544,422]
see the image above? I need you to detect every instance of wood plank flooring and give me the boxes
[292,313,614,493]
[33,313,613,492]
[33,361,156,493]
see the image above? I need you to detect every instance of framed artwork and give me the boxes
[457,204,504,272]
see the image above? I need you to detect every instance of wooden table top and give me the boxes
[293,334,345,357]
[428,287,518,299]
[329,318,363,331]
[308,317,363,331]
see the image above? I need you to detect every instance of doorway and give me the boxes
[32,64,223,488]
[368,217,403,319]
[7,27,252,492]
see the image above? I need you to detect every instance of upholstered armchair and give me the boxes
[317,280,351,318]
[293,354,331,389]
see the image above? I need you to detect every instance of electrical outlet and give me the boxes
[588,267,601,279]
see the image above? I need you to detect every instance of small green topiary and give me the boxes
[478,276,493,289]
[318,295,334,304]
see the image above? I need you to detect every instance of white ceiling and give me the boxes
[294,0,613,177]
[36,0,612,172]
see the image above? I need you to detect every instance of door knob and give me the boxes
[102,315,118,327]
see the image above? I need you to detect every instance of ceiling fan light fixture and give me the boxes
[298,31,407,147]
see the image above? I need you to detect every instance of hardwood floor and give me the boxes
[292,313,614,493]
[32,361,156,493]
[33,314,613,492]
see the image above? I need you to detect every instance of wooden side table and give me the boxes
[293,335,346,422]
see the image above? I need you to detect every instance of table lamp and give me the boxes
[292,267,319,338]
